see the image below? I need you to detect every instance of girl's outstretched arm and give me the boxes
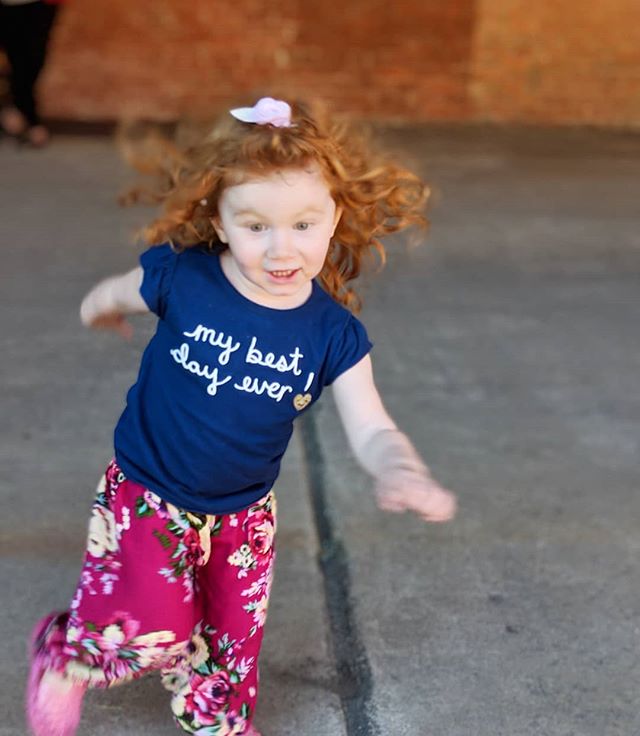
[332,355,457,523]
[80,267,149,339]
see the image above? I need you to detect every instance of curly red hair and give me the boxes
[120,99,428,312]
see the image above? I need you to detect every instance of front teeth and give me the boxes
[271,270,295,277]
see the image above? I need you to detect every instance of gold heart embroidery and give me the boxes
[293,393,312,411]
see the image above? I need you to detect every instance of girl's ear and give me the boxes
[211,217,229,243]
[331,206,343,236]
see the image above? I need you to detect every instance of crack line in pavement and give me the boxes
[299,413,381,736]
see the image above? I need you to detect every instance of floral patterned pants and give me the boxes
[34,460,277,735]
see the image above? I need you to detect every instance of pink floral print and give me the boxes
[31,460,276,734]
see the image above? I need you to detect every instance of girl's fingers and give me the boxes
[90,314,134,340]
[418,502,457,522]
[376,498,406,512]
[116,319,134,340]
[376,481,457,521]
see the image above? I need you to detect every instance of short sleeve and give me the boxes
[139,244,179,319]
[323,315,373,386]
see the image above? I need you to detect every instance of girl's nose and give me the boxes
[267,229,294,258]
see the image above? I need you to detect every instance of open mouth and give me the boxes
[268,269,299,279]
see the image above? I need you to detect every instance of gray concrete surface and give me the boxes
[1,125,639,736]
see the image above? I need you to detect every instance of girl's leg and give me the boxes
[165,493,277,735]
[27,461,205,734]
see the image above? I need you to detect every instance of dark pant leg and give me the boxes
[2,2,58,126]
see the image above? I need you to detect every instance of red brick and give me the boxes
[36,0,640,127]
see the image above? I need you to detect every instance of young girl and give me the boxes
[26,97,457,736]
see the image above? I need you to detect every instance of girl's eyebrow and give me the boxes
[294,206,327,216]
[232,208,263,219]
[232,206,327,219]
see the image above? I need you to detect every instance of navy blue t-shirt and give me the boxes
[113,244,372,513]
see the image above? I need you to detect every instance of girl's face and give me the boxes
[212,167,342,309]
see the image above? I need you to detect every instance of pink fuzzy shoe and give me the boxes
[26,614,86,736]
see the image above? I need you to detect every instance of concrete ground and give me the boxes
[1,124,639,736]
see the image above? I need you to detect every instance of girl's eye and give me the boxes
[295,222,310,231]
[248,223,265,233]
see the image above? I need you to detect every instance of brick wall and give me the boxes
[471,0,640,127]
[36,0,640,127]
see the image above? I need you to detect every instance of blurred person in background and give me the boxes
[0,0,64,147]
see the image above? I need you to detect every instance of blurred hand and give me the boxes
[375,467,457,523]
[84,311,134,340]
[80,290,133,339]
[79,269,147,340]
